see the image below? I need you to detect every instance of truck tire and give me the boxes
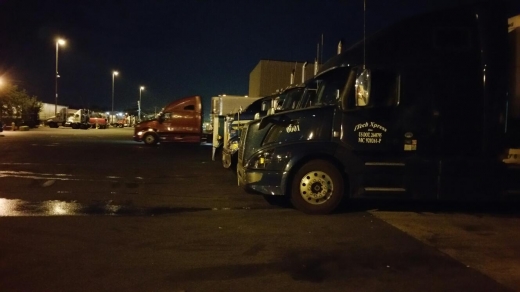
[143,132,158,146]
[290,159,344,215]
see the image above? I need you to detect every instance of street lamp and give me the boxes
[139,86,145,121]
[55,38,66,115]
[111,71,119,114]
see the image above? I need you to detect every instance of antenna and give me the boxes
[301,62,308,83]
[321,33,324,65]
[316,42,320,67]
[363,0,366,69]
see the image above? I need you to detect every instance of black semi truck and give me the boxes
[237,3,520,214]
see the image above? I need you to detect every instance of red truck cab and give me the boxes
[89,112,108,129]
[133,95,202,145]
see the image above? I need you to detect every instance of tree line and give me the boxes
[0,83,42,127]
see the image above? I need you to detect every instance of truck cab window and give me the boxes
[300,66,351,108]
[370,70,400,107]
[280,88,305,111]
[184,105,195,111]
[300,86,318,108]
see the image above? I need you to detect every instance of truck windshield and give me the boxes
[299,66,350,108]
[243,98,263,114]
[279,87,305,111]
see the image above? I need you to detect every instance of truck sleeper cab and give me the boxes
[237,3,520,214]
[133,95,202,145]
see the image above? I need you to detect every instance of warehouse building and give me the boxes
[509,15,520,120]
[249,60,318,97]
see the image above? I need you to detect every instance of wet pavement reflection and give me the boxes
[0,198,263,216]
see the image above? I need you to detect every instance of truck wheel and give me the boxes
[290,159,344,215]
[143,132,158,146]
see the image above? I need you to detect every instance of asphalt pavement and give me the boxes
[0,126,518,292]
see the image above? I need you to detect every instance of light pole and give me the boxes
[139,86,145,121]
[111,71,119,126]
[111,71,119,114]
[55,39,66,115]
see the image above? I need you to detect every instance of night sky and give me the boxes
[1,0,519,118]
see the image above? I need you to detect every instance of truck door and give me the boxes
[340,68,436,199]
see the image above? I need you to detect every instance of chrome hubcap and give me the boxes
[299,171,333,205]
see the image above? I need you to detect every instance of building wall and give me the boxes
[510,16,520,119]
[509,14,520,32]
[249,60,318,97]
[510,27,520,118]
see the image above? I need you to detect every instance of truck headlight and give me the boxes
[229,140,239,151]
[246,150,292,170]
[247,151,273,169]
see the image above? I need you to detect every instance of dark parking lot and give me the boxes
[0,127,519,292]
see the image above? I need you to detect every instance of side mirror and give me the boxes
[158,114,165,123]
[355,69,371,107]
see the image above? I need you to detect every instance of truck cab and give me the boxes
[221,85,305,169]
[237,3,520,214]
[133,95,203,145]
[210,95,261,160]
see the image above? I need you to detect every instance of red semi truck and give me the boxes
[88,112,108,129]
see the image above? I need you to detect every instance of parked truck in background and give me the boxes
[211,95,261,160]
[133,95,203,145]
[237,3,520,214]
[88,112,108,129]
[67,109,92,129]
[220,95,274,169]
[47,108,92,129]
[46,108,69,128]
